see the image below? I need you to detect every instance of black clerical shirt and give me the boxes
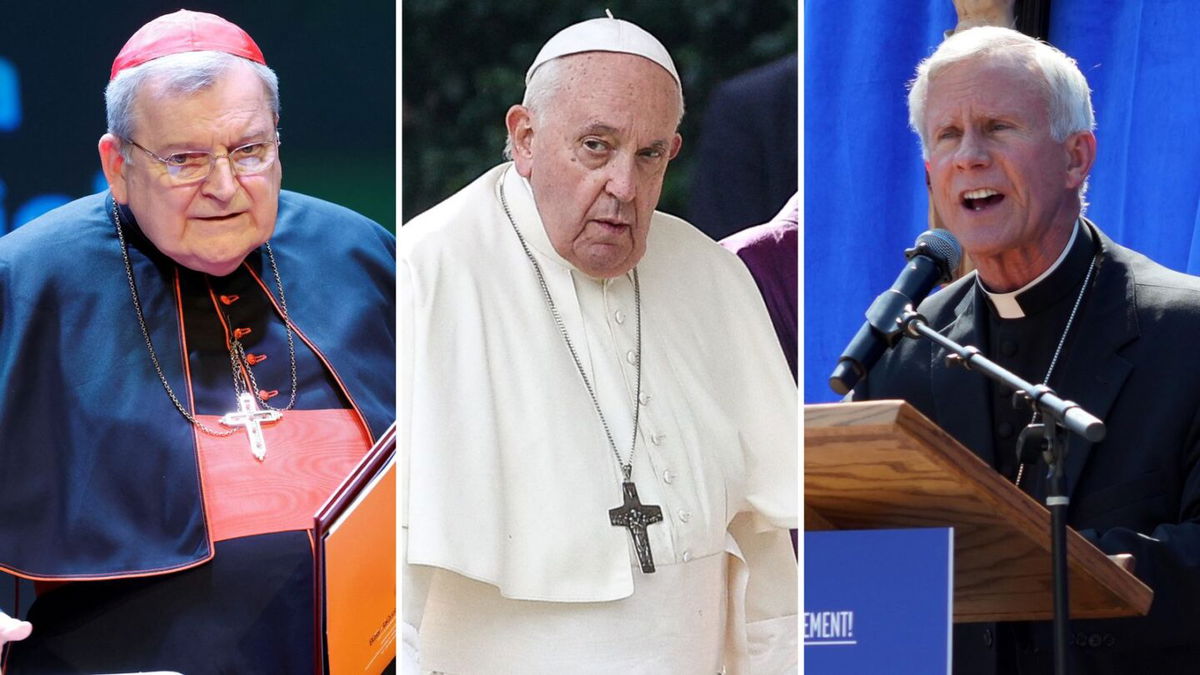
[980,222,1100,495]
[977,221,1101,671]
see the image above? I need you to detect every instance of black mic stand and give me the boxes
[899,309,1105,675]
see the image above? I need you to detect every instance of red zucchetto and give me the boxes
[110,9,266,80]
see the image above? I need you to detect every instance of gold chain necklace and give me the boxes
[112,199,298,458]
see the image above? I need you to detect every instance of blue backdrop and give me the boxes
[804,0,1200,402]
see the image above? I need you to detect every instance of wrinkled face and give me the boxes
[101,62,281,276]
[509,52,682,279]
[923,56,1085,260]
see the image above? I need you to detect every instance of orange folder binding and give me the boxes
[314,422,396,674]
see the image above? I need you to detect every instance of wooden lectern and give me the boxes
[806,400,1152,623]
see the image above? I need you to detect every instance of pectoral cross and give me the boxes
[220,392,282,461]
[609,481,663,573]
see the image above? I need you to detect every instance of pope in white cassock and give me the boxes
[400,15,798,674]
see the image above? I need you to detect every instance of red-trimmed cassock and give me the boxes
[0,191,394,673]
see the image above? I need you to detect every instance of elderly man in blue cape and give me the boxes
[401,15,797,674]
[0,10,394,673]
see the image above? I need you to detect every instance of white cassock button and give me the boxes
[626,350,637,365]
[682,550,692,563]
[614,309,625,324]
[639,392,651,405]
[679,510,691,522]
[651,434,666,446]
[662,469,674,484]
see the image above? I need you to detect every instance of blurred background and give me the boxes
[402,0,798,239]
[0,0,395,234]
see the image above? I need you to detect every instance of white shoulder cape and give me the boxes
[400,164,796,656]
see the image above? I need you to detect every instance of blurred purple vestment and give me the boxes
[720,193,798,381]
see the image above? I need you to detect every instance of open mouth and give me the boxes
[961,188,1004,211]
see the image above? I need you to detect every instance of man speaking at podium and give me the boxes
[0,10,394,673]
[852,26,1200,674]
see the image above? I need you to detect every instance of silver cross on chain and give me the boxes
[220,392,282,461]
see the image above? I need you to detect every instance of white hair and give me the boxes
[502,53,685,159]
[907,26,1094,160]
[106,51,280,147]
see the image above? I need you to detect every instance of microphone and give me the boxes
[828,229,962,395]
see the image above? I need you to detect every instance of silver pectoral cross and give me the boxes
[609,481,664,573]
[220,392,282,461]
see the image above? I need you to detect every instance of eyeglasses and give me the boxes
[122,133,281,184]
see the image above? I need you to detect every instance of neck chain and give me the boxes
[112,200,299,437]
[1014,252,1098,488]
[499,179,664,573]
[497,184,643,480]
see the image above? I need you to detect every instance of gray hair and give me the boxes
[907,26,1094,160]
[106,50,280,146]
[502,53,685,160]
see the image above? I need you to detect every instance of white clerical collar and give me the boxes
[979,219,1081,319]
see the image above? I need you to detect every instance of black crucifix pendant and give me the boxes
[609,481,664,573]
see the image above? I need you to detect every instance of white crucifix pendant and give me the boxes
[220,392,282,461]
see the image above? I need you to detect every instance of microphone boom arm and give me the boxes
[900,310,1105,443]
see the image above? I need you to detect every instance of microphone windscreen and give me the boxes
[914,228,963,278]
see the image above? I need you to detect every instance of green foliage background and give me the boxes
[402,0,797,223]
